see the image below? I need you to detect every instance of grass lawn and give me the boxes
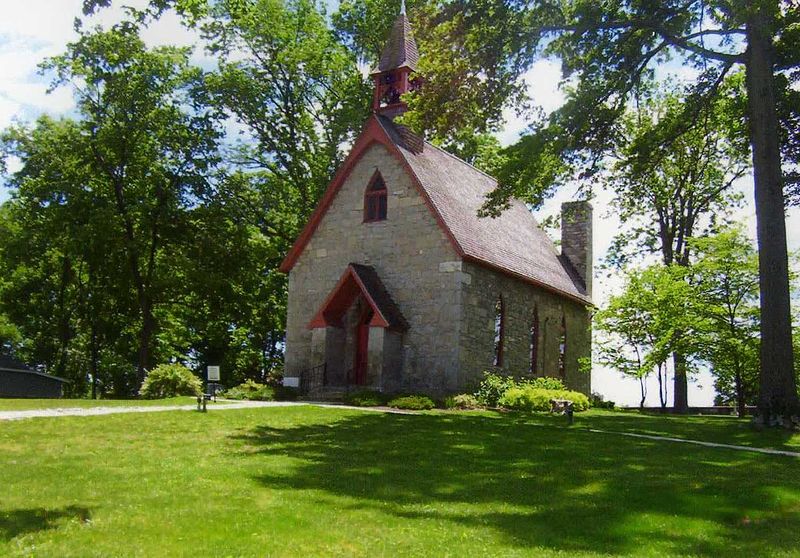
[1,406,799,557]
[0,396,230,411]
[522,409,800,452]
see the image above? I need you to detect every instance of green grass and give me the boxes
[522,409,800,451]
[1,406,799,557]
[0,396,230,411]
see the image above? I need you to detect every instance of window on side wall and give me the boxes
[558,315,567,379]
[493,296,505,367]
[530,307,539,375]
[364,171,387,222]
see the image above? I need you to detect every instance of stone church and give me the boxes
[281,7,592,396]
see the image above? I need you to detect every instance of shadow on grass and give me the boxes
[0,506,91,542]
[234,411,800,556]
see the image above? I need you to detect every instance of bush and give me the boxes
[590,392,615,409]
[474,372,568,406]
[345,390,387,407]
[444,393,483,410]
[499,387,590,412]
[140,364,202,399]
[387,395,435,410]
[528,376,567,390]
[221,379,275,401]
[474,372,516,407]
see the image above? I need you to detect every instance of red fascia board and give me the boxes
[308,265,391,329]
[279,115,464,273]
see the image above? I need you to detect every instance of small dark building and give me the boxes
[0,356,69,398]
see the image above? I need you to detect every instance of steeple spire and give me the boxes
[371,3,421,118]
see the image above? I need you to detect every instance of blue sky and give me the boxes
[1,1,798,406]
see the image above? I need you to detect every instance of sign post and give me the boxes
[207,365,221,401]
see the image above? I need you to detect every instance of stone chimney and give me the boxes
[561,201,593,297]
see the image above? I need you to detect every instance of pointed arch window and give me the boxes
[558,315,567,379]
[529,307,540,376]
[493,296,505,367]
[364,171,388,222]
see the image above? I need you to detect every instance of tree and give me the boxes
[369,0,800,420]
[603,85,749,412]
[43,21,221,383]
[691,227,761,417]
[596,265,697,409]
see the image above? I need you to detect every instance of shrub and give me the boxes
[474,372,516,407]
[140,364,202,399]
[387,395,435,410]
[527,376,567,390]
[499,387,590,412]
[590,392,616,409]
[345,390,387,407]
[444,393,483,410]
[221,379,275,401]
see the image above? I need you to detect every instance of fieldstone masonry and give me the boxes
[285,142,592,396]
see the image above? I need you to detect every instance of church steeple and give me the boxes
[371,2,421,118]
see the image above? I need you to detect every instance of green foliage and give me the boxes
[474,371,568,407]
[590,392,616,410]
[387,394,435,410]
[443,393,482,410]
[140,364,202,399]
[690,226,762,413]
[473,371,516,407]
[499,386,589,413]
[344,390,388,407]
[221,379,275,401]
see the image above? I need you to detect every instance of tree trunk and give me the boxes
[136,298,154,389]
[90,322,99,400]
[673,352,689,413]
[745,8,800,422]
[735,370,746,418]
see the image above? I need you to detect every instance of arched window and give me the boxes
[364,172,387,222]
[493,296,505,367]
[558,315,567,379]
[529,307,539,375]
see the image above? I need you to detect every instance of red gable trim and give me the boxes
[308,265,391,329]
[279,115,464,273]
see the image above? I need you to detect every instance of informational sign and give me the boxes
[283,376,300,388]
[207,365,220,382]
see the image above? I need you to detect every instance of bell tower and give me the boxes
[371,0,421,119]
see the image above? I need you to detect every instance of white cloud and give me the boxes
[498,58,565,146]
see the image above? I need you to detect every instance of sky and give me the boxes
[1,1,798,406]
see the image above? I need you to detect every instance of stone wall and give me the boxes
[285,143,464,392]
[458,261,592,394]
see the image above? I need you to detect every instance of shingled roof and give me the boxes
[373,12,419,73]
[280,115,590,305]
[377,117,590,304]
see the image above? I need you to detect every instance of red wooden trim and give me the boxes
[462,255,592,307]
[280,115,465,272]
[308,265,391,329]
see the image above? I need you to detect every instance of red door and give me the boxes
[354,311,373,385]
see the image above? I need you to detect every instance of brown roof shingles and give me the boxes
[377,116,590,304]
[374,13,419,73]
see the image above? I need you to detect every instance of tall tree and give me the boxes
[358,0,800,420]
[603,85,749,412]
[691,226,761,417]
[43,21,221,383]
